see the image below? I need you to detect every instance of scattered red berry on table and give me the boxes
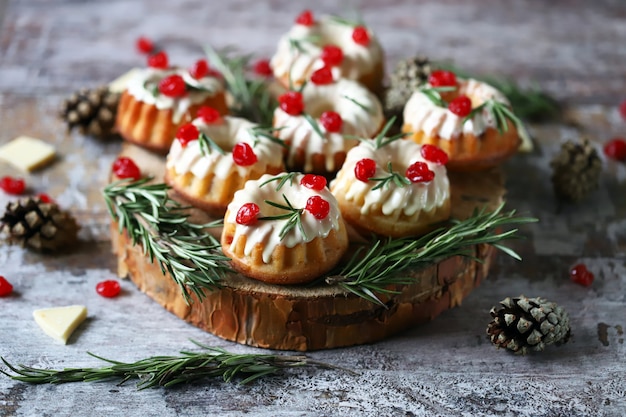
[253,59,273,77]
[428,70,457,87]
[0,276,13,297]
[112,157,141,180]
[406,161,435,183]
[352,26,370,46]
[306,195,330,219]
[136,36,154,54]
[321,45,344,67]
[196,106,222,124]
[320,111,343,133]
[619,99,626,120]
[37,193,53,203]
[295,10,314,26]
[96,280,121,298]
[603,138,626,161]
[278,91,305,115]
[232,142,258,166]
[310,66,334,85]
[147,51,168,69]
[236,203,260,225]
[421,144,449,165]
[448,95,473,117]
[176,123,199,147]
[0,176,25,195]
[189,59,210,79]
[570,263,594,287]
[300,174,327,190]
[355,158,377,182]
[158,74,187,97]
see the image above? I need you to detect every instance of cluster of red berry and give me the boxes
[1,176,54,202]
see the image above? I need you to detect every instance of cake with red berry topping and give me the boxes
[402,70,520,171]
[116,52,228,153]
[273,72,384,175]
[221,172,349,285]
[165,108,285,216]
[330,137,451,238]
[270,10,385,96]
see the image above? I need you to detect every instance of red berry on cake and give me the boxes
[236,202,260,225]
[37,193,53,203]
[196,106,222,124]
[0,176,25,195]
[448,95,472,117]
[604,137,626,161]
[406,161,435,183]
[352,26,370,46]
[278,91,304,115]
[176,123,199,147]
[189,59,210,79]
[321,45,344,67]
[421,144,449,165]
[570,263,594,287]
[147,51,168,69]
[136,36,154,54]
[355,158,377,182]
[310,66,334,85]
[295,10,314,26]
[306,195,330,219]
[320,111,343,133]
[112,157,141,180]
[158,74,187,97]
[253,59,273,77]
[428,70,457,87]
[619,100,626,120]
[0,276,13,297]
[300,174,327,191]
[96,280,121,298]
[232,142,258,166]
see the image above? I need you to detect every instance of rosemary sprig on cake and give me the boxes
[258,195,307,240]
[1,341,344,389]
[198,132,226,156]
[103,178,231,303]
[370,161,410,190]
[463,98,523,135]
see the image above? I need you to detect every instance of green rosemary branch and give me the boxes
[303,112,326,138]
[249,126,288,149]
[419,85,457,107]
[258,195,307,240]
[328,15,364,27]
[198,132,226,156]
[259,172,298,191]
[0,341,345,389]
[370,161,410,191]
[103,178,231,304]
[342,94,373,114]
[464,99,523,135]
[325,203,537,306]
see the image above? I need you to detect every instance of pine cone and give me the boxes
[60,86,120,139]
[384,55,432,120]
[487,295,571,355]
[550,138,602,202]
[0,198,80,252]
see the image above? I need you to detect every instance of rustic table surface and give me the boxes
[1,1,625,416]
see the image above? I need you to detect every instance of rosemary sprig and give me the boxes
[103,178,231,304]
[258,172,298,191]
[288,35,322,53]
[325,203,537,306]
[198,132,226,156]
[258,195,307,240]
[328,15,364,27]
[0,341,345,389]
[418,85,457,107]
[464,99,523,135]
[302,112,326,138]
[249,126,288,149]
[370,161,410,191]
[341,94,373,114]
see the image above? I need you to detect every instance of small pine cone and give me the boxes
[550,138,602,202]
[487,295,571,355]
[0,198,80,252]
[384,55,432,120]
[60,86,120,139]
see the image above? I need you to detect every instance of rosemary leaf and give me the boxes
[370,162,410,191]
[258,195,307,240]
[341,95,373,114]
[418,86,456,107]
[258,172,298,191]
[328,15,364,27]
[302,112,326,139]
[249,126,288,149]
[198,132,226,156]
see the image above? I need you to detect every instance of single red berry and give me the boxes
[158,74,187,97]
[306,195,330,220]
[428,70,457,87]
[232,142,258,166]
[320,111,343,133]
[253,59,273,77]
[96,280,121,298]
[321,45,344,67]
[136,36,154,54]
[0,276,13,297]
[406,161,435,183]
[352,26,370,46]
[421,144,449,165]
[295,10,314,26]
[0,176,25,195]
[603,138,626,161]
[300,174,327,190]
[355,158,377,182]
[196,106,222,124]
[37,193,53,204]
[176,123,199,147]
[236,202,260,225]
[448,95,472,117]
[112,157,141,180]
[619,100,626,120]
[189,59,210,79]
[147,51,168,69]
[278,91,304,115]
[570,263,594,287]
[310,66,334,85]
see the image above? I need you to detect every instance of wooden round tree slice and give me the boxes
[112,144,505,351]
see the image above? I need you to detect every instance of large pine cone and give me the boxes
[60,86,120,139]
[551,138,602,202]
[487,295,571,355]
[384,55,431,121]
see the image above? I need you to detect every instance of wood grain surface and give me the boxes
[1,1,625,416]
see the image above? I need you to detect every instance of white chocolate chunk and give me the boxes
[109,67,142,93]
[33,305,88,344]
[0,136,56,172]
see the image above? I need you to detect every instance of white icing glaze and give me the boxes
[403,78,510,140]
[273,78,384,172]
[225,173,342,263]
[330,139,450,218]
[270,16,383,85]
[166,116,284,179]
[126,67,224,124]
